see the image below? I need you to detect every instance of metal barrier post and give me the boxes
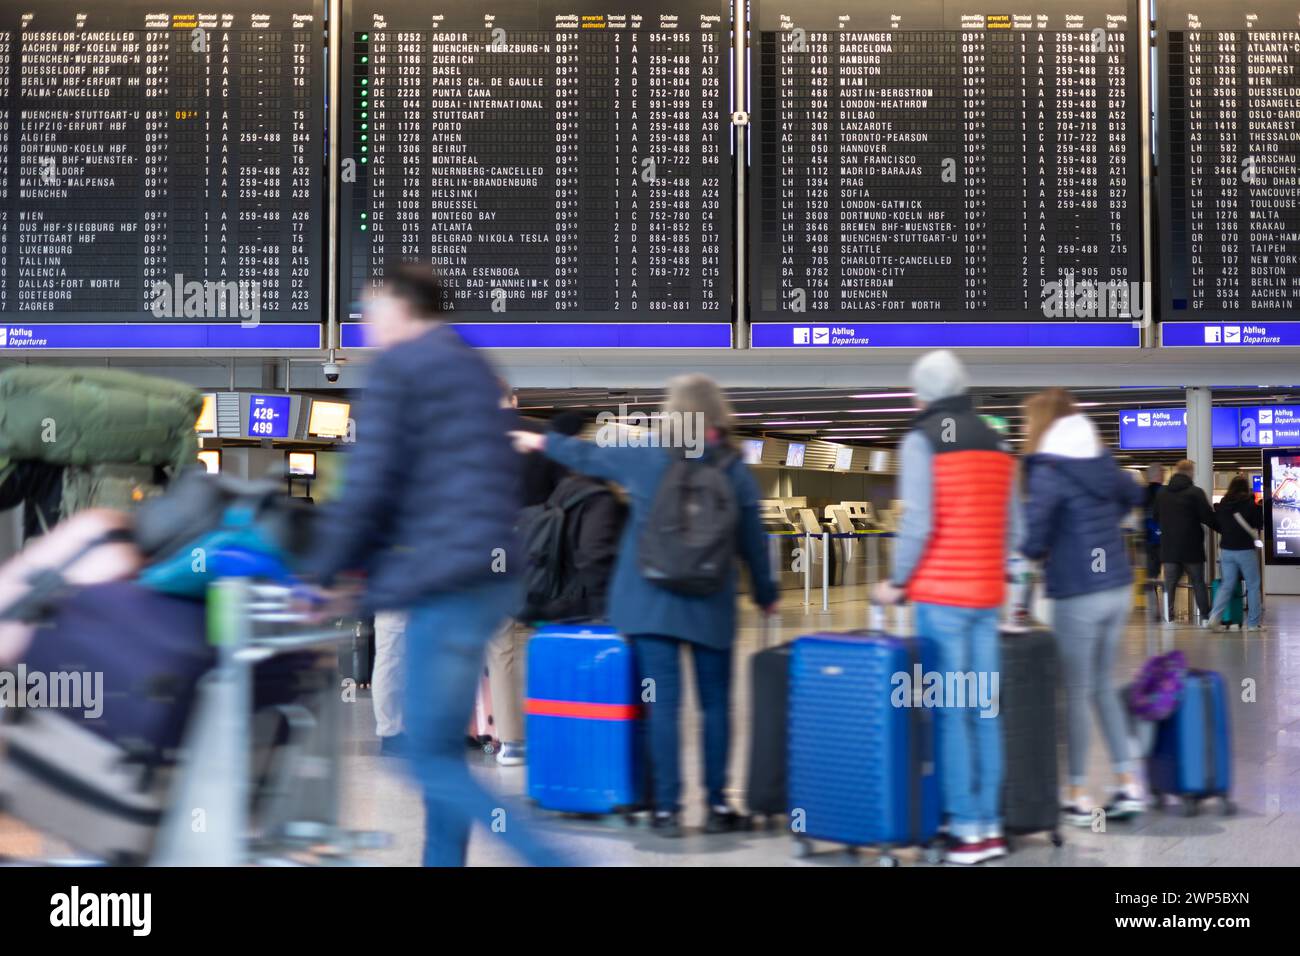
[822,531,830,611]
[803,531,811,607]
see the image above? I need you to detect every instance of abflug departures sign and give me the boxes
[749,0,1144,348]
[1159,0,1300,345]
[339,0,733,347]
[0,0,325,349]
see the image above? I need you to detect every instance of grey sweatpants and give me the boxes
[1053,584,1136,788]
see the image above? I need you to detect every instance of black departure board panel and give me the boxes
[1161,1,1300,317]
[341,1,731,320]
[0,1,323,322]
[751,0,1143,321]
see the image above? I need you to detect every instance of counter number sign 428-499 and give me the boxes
[247,395,291,439]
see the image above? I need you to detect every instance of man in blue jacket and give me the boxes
[307,264,563,867]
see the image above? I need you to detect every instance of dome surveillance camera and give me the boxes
[323,361,341,383]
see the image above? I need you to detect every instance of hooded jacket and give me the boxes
[1021,414,1146,599]
[1156,471,1216,563]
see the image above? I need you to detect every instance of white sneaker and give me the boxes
[1061,798,1096,828]
[1105,787,1147,817]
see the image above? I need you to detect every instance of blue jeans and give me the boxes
[914,603,1003,839]
[1211,548,1263,627]
[634,636,732,812]
[403,581,565,867]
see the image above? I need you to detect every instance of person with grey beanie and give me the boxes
[873,349,1023,864]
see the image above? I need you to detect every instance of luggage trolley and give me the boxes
[149,576,388,866]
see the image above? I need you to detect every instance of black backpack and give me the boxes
[639,450,739,596]
[518,482,606,617]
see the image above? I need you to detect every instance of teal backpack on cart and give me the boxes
[134,470,315,597]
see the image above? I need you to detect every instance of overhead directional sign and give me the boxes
[1238,407,1300,449]
[1117,407,1241,450]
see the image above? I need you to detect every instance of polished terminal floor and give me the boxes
[2,589,1296,866]
[339,589,1300,867]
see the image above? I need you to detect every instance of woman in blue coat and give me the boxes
[1020,388,1148,827]
[512,374,778,836]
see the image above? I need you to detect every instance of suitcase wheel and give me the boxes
[1050,830,1064,848]
[923,844,944,865]
[1219,798,1236,817]
[792,838,812,859]
[1181,796,1199,818]
[878,853,899,868]
[481,740,497,756]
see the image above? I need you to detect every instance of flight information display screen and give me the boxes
[0,1,324,326]
[341,0,732,322]
[1160,1,1300,321]
[750,0,1142,325]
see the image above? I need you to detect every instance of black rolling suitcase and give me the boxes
[999,627,1063,849]
[745,641,792,826]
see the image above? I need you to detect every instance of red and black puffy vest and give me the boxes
[905,396,1014,610]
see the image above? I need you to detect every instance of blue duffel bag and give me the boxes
[134,469,314,597]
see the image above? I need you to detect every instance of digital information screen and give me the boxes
[1160,1,1300,345]
[248,393,292,437]
[339,0,734,348]
[0,1,325,351]
[1265,451,1300,563]
[749,0,1143,349]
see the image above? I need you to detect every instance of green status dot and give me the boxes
[361,157,368,164]
[360,224,368,231]
[361,55,368,63]
[361,212,368,218]
[361,111,368,119]
[361,78,368,86]
[360,33,369,41]
[361,134,368,141]
[361,123,368,130]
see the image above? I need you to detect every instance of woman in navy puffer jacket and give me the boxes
[1020,388,1147,827]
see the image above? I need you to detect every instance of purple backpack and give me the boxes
[1126,651,1188,721]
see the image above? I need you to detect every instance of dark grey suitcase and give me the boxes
[745,642,792,824]
[999,628,1063,848]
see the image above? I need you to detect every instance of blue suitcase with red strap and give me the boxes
[788,631,942,862]
[525,624,643,814]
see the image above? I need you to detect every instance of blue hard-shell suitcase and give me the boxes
[788,632,941,858]
[1148,670,1234,815]
[525,623,642,814]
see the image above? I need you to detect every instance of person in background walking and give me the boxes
[371,612,407,757]
[1155,459,1216,626]
[511,374,777,837]
[1019,388,1148,826]
[872,349,1020,865]
[1207,474,1264,630]
[1142,464,1166,622]
[306,263,563,867]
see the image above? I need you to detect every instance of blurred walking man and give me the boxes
[306,263,563,867]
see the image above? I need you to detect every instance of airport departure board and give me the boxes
[341,1,731,320]
[751,0,1143,322]
[1161,1,1300,318]
[0,1,324,323]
